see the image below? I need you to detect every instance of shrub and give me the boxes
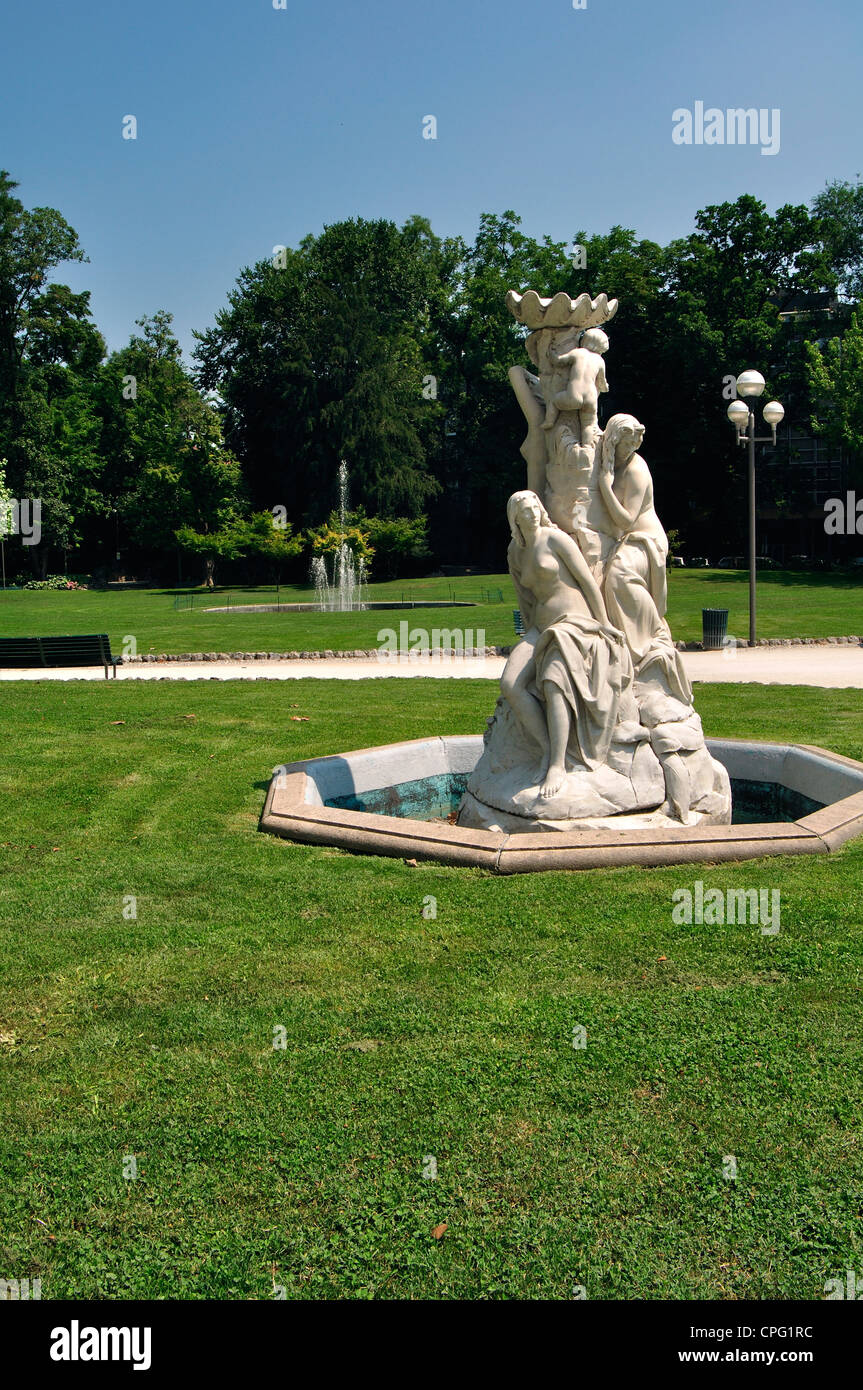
[22,575,87,591]
[356,513,430,580]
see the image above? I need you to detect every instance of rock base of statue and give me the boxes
[457,696,732,833]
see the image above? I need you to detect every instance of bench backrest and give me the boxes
[0,635,116,668]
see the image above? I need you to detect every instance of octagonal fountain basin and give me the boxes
[260,737,863,873]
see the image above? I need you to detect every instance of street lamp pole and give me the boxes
[726,374,785,649]
[747,406,756,647]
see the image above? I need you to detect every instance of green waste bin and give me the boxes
[702,608,729,650]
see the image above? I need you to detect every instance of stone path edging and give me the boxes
[123,635,862,663]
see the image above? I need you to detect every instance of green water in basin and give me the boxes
[325,775,824,824]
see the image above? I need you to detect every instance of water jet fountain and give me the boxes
[309,461,368,612]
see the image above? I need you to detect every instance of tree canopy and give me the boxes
[0,169,860,581]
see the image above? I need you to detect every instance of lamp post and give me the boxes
[726,373,785,646]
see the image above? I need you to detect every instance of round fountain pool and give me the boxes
[203,600,476,614]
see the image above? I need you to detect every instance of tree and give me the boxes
[353,511,430,579]
[648,196,835,549]
[568,225,666,423]
[176,510,305,589]
[242,511,304,584]
[811,178,863,302]
[95,312,245,575]
[194,217,441,528]
[0,170,90,407]
[806,308,863,480]
[175,518,248,589]
[307,516,374,566]
[426,211,573,565]
[0,171,106,574]
[3,165,854,579]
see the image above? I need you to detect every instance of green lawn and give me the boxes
[0,567,861,655]
[1,679,862,1299]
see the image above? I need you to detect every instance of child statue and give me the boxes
[541,327,609,441]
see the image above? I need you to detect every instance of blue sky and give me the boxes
[1,0,860,359]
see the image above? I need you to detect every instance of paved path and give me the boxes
[0,646,861,687]
[684,645,863,687]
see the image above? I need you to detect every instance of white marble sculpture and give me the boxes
[458,291,731,833]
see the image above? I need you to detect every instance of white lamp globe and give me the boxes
[727,400,750,429]
[736,369,766,398]
[762,400,785,427]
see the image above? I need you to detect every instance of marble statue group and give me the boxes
[458,290,731,832]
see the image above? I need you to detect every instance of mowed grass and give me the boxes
[1,679,862,1300]
[0,567,861,654]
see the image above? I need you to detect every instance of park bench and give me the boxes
[0,634,122,678]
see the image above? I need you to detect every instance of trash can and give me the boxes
[702,608,729,650]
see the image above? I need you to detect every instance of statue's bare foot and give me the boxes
[540,765,566,799]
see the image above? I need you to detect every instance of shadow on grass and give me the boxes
[696,568,863,590]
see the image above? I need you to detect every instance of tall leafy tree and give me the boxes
[0,171,105,574]
[0,171,90,407]
[94,312,244,577]
[426,211,572,564]
[811,178,863,303]
[650,196,835,548]
[568,225,666,426]
[195,217,441,527]
[807,308,863,482]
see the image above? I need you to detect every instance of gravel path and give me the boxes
[1,646,861,687]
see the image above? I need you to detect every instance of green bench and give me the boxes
[0,634,122,678]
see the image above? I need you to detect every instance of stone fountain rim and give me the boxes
[201,600,477,614]
[259,735,863,873]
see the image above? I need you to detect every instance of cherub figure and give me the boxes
[525,326,580,410]
[541,327,609,441]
